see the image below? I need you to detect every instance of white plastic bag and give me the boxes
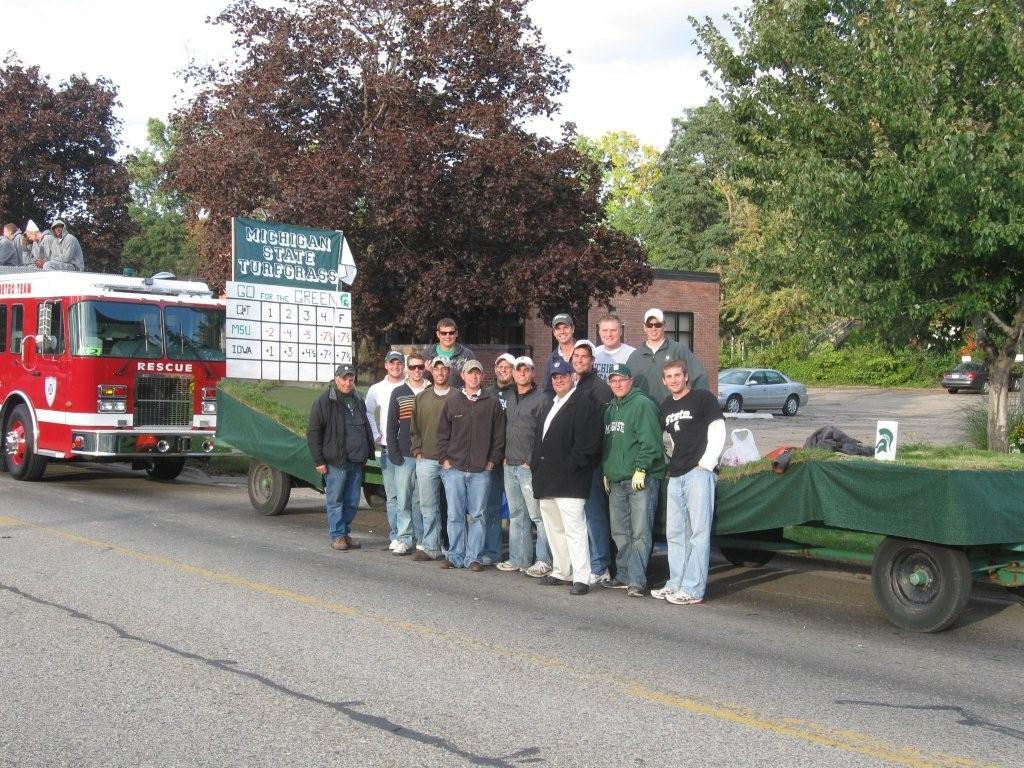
[720,428,760,467]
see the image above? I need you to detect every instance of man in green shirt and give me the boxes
[601,363,667,597]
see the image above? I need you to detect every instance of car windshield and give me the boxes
[165,307,226,361]
[70,300,163,358]
[719,370,751,385]
[953,363,985,372]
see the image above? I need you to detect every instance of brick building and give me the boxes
[388,269,720,389]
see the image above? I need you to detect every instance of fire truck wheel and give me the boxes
[247,461,291,516]
[146,458,186,481]
[4,404,48,481]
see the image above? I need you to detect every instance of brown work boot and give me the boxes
[344,535,361,550]
[440,560,456,569]
[468,561,483,572]
[331,537,350,551]
[412,550,434,562]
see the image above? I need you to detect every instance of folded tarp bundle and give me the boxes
[803,426,873,456]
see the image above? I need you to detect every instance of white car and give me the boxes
[717,368,808,416]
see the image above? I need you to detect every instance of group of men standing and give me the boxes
[307,309,725,606]
[0,219,85,271]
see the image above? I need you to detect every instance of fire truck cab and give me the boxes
[0,271,226,481]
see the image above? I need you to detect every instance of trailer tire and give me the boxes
[871,537,972,633]
[4,404,48,481]
[720,547,776,567]
[146,458,186,480]
[247,461,291,516]
[363,481,387,512]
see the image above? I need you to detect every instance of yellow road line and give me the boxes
[0,514,998,768]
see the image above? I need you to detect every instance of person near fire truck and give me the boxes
[308,363,376,551]
[37,219,84,271]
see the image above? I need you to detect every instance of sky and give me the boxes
[2,0,744,154]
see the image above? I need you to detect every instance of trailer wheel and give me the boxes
[4,404,48,481]
[871,537,972,633]
[720,547,776,567]
[146,458,186,480]
[363,481,387,512]
[247,460,291,516]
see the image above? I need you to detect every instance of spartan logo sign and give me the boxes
[875,428,894,456]
[44,376,57,407]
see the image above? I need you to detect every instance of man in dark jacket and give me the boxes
[436,360,506,570]
[496,356,552,576]
[482,353,516,564]
[572,339,614,583]
[307,364,376,551]
[531,359,603,595]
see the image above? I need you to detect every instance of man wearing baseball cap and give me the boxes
[410,357,456,561]
[543,313,577,395]
[531,358,602,594]
[481,352,518,563]
[496,356,552,576]
[386,352,431,556]
[627,308,708,403]
[601,363,666,597]
[436,360,506,571]
[307,364,376,551]
[365,350,407,551]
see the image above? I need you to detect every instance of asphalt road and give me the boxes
[723,386,988,452]
[2,458,1022,768]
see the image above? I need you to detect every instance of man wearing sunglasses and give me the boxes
[421,317,476,389]
[387,353,431,555]
[627,308,709,404]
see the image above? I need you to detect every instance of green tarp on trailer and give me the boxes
[715,460,1024,546]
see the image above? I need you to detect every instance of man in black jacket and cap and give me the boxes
[531,359,603,595]
[307,364,376,551]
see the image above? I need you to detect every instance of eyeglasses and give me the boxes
[645,321,664,328]
[407,364,425,370]
[438,330,456,336]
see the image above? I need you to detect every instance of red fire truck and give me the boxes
[0,271,226,481]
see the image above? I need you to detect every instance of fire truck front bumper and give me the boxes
[68,429,232,458]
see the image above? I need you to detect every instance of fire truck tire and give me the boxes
[146,458,186,481]
[247,461,291,516]
[4,404,48,481]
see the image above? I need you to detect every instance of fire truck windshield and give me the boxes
[69,301,225,360]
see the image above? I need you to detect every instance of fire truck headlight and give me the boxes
[97,400,127,413]
[201,401,217,415]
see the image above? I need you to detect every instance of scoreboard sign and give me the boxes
[227,218,357,382]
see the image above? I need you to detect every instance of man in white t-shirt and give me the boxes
[364,350,406,549]
[594,313,635,381]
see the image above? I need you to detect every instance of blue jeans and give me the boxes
[503,464,550,568]
[665,469,716,599]
[324,462,364,540]
[379,452,400,541]
[392,456,421,548]
[441,467,490,567]
[608,477,659,588]
[415,458,444,558]
[584,467,611,576]
[483,466,504,562]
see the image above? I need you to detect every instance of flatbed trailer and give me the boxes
[713,459,1024,632]
[215,385,383,515]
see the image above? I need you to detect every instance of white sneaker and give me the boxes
[415,544,425,551]
[589,570,611,585]
[392,542,411,555]
[665,591,703,605]
[650,585,674,600]
[388,540,399,551]
[525,562,552,578]
[496,561,520,572]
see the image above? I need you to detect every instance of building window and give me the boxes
[664,311,694,350]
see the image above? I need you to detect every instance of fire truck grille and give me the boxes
[134,375,193,427]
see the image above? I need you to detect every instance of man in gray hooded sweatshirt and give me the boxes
[39,219,84,271]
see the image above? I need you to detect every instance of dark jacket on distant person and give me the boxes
[307,386,375,467]
[503,385,549,466]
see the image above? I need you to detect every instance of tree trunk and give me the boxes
[986,354,1013,452]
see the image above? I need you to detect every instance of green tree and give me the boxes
[695,0,1024,450]
[575,131,659,241]
[644,101,734,272]
[122,118,199,277]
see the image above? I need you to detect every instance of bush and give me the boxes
[959,403,1024,450]
[720,336,949,388]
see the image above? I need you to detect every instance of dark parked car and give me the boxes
[941,362,1020,394]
